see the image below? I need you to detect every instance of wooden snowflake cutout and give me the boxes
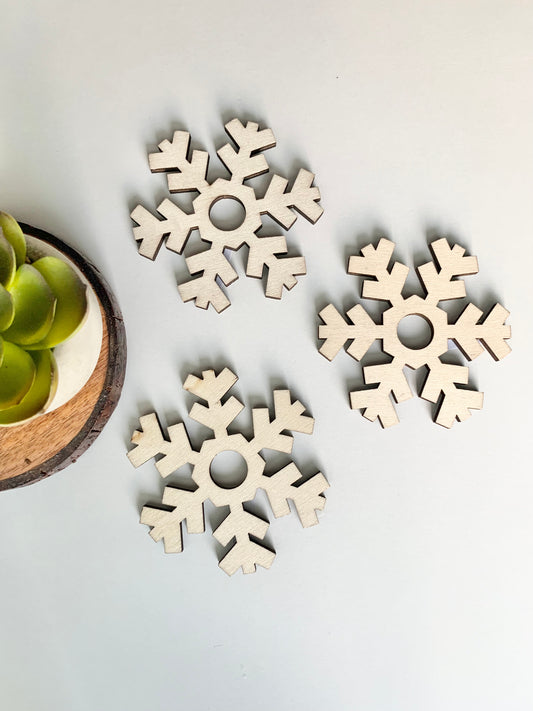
[319,238,511,428]
[128,368,328,575]
[131,118,323,312]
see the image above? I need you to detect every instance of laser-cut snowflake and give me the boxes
[131,118,323,312]
[318,238,511,428]
[128,368,328,575]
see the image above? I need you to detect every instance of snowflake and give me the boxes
[318,238,511,428]
[127,368,328,575]
[130,118,323,312]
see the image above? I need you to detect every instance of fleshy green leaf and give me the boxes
[2,264,56,346]
[0,341,36,410]
[0,335,3,368]
[0,230,16,288]
[0,212,26,267]
[25,257,88,350]
[0,349,55,425]
[0,284,14,332]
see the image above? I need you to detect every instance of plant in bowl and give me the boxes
[0,212,88,425]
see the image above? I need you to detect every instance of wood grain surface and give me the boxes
[0,224,126,491]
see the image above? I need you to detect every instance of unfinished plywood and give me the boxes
[131,118,323,312]
[128,368,328,575]
[319,238,511,428]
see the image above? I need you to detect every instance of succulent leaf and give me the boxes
[0,284,15,332]
[26,257,88,350]
[0,212,26,267]
[0,341,36,410]
[0,230,16,288]
[0,348,55,425]
[2,264,56,346]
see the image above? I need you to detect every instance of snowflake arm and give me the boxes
[421,360,484,428]
[259,170,323,229]
[214,504,275,575]
[128,414,197,477]
[348,239,409,306]
[263,463,329,528]
[130,199,196,259]
[350,358,413,428]
[217,119,276,182]
[246,233,306,298]
[178,244,237,312]
[450,303,511,361]
[141,486,206,553]
[148,130,209,193]
[184,367,238,406]
[418,238,478,304]
[263,255,306,299]
[252,390,314,454]
[318,303,382,361]
[184,368,244,437]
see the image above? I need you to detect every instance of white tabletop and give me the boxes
[1,2,532,709]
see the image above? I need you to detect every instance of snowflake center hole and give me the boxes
[210,450,248,489]
[209,197,246,231]
[397,314,433,350]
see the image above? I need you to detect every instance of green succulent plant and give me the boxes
[0,212,88,425]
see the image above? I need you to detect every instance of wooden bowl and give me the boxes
[0,224,126,490]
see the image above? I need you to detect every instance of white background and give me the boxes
[1,1,532,709]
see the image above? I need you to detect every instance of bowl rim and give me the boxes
[0,223,127,490]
